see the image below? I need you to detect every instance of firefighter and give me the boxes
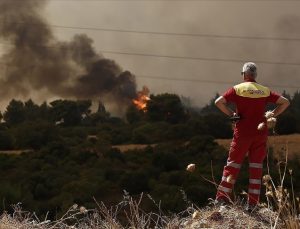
[214,62,290,210]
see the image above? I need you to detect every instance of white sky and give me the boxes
[3,0,300,107]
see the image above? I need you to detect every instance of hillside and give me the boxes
[0,95,300,227]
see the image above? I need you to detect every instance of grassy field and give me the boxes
[216,134,300,160]
[113,134,300,158]
[2,134,300,157]
[0,149,32,155]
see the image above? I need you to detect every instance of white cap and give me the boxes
[241,62,257,76]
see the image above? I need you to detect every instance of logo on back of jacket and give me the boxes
[234,82,270,98]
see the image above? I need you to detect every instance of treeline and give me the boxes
[0,91,300,219]
[1,91,300,150]
[0,94,234,151]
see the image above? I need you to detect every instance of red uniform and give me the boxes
[216,79,280,205]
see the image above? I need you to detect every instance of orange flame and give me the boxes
[132,86,150,111]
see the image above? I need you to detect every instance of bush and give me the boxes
[0,130,15,150]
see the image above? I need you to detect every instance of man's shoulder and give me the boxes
[233,82,270,98]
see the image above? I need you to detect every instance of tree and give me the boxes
[0,130,15,150]
[146,93,187,124]
[3,99,25,125]
[82,101,110,125]
[201,93,221,114]
[12,121,57,150]
[126,105,143,124]
[49,100,91,126]
[276,112,297,134]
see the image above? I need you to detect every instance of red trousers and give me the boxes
[216,133,267,205]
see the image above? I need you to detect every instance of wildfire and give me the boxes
[132,86,150,111]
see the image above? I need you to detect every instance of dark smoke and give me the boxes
[0,0,137,111]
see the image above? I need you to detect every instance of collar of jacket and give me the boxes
[244,79,256,83]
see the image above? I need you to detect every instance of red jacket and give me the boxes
[223,79,280,137]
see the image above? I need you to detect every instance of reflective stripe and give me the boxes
[249,188,261,195]
[249,179,261,185]
[218,185,232,193]
[222,176,236,184]
[227,161,241,169]
[249,163,263,169]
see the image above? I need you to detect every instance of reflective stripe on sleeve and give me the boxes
[249,163,263,169]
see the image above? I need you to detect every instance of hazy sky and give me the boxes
[2,0,300,108]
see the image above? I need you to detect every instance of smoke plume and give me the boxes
[0,0,137,111]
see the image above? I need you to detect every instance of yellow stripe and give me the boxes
[234,82,270,98]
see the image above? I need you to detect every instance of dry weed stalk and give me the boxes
[264,141,300,229]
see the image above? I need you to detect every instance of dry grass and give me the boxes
[0,198,283,229]
[112,144,156,153]
[216,134,300,160]
[115,134,300,156]
[0,150,32,155]
[0,185,292,229]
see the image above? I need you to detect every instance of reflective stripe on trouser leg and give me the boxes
[222,176,236,184]
[248,186,261,204]
[248,166,263,204]
[249,188,261,195]
[216,168,239,201]
[216,134,251,202]
[247,134,268,205]
[249,163,263,169]
[227,161,242,169]
[249,179,261,185]
[218,185,232,193]
[216,184,232,201]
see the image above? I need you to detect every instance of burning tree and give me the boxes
[146,93,187,124]
[132,86,150,112]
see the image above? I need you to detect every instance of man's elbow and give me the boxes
[277,96,290,107]
[215,96,224,106]
[282,97,290,107]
